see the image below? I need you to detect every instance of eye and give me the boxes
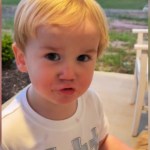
[77,55,91,62]
[45,53,60,61]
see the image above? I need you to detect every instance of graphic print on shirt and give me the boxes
[46,127,99,150]
[46,148,56,150]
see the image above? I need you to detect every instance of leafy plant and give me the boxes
[2,33,14,68]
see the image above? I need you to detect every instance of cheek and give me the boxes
[27,64,52,84]
[79,68,94,86]
[29,71,54,94]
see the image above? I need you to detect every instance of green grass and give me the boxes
[2,0,147,9]
[116,16,148,23]
[97,0,147,9]
[97,48,136,74]
[2,0,20,5]
[109,31,137,48]
[95,31,136,74]
[2,18,14,30]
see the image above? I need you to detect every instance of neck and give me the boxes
[27,87,78,120]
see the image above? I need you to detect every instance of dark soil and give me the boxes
[2,64,30,104]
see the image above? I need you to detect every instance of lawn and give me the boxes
[98,0,147,9]
[2,0,148,9]
[2,0,20,5]
[2,18,14,30]
[95,31,136,74]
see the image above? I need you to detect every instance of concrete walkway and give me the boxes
[90,71,147,148]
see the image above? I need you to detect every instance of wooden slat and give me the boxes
[134,44,148,50]
[132,29,148,33]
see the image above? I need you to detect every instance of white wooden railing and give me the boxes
[131,28,148,137]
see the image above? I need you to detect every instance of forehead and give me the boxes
[36,19,99,42]
[25,19,100,53]
[23,18,100,52]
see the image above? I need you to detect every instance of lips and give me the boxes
[59,88,75,95]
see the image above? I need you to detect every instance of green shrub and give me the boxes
[2,33,14,68]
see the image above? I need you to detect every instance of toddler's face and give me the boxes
[16,19,99,106]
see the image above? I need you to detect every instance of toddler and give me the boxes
[2,0,132,149]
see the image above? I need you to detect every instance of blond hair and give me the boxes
[14,0,109,55]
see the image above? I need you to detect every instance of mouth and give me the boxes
[59,88,75,95]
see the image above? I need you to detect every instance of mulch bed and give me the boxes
[2,65,30,104]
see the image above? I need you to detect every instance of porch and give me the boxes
[90,71,148,148]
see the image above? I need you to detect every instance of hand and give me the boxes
[99,135,133,150]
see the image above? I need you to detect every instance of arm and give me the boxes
[99,135,133,150]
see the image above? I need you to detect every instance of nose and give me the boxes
[58,62,76,81]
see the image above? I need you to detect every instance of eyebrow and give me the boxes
[84,49,97,53]
[41,46,98,53]
[42,46,61,51]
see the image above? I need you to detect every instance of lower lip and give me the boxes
[59,89,75,95]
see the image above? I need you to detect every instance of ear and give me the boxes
[12,43,28,73]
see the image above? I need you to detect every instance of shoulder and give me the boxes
[2,87,26,128]
[2,86,29,146]
[2,85,28,117]
[81,87,103,107]
[80,88,104,116]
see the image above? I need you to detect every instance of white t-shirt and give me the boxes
[2,85,109,150]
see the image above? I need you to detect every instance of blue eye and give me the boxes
[77,55,91,62]
[45,53,60,61]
